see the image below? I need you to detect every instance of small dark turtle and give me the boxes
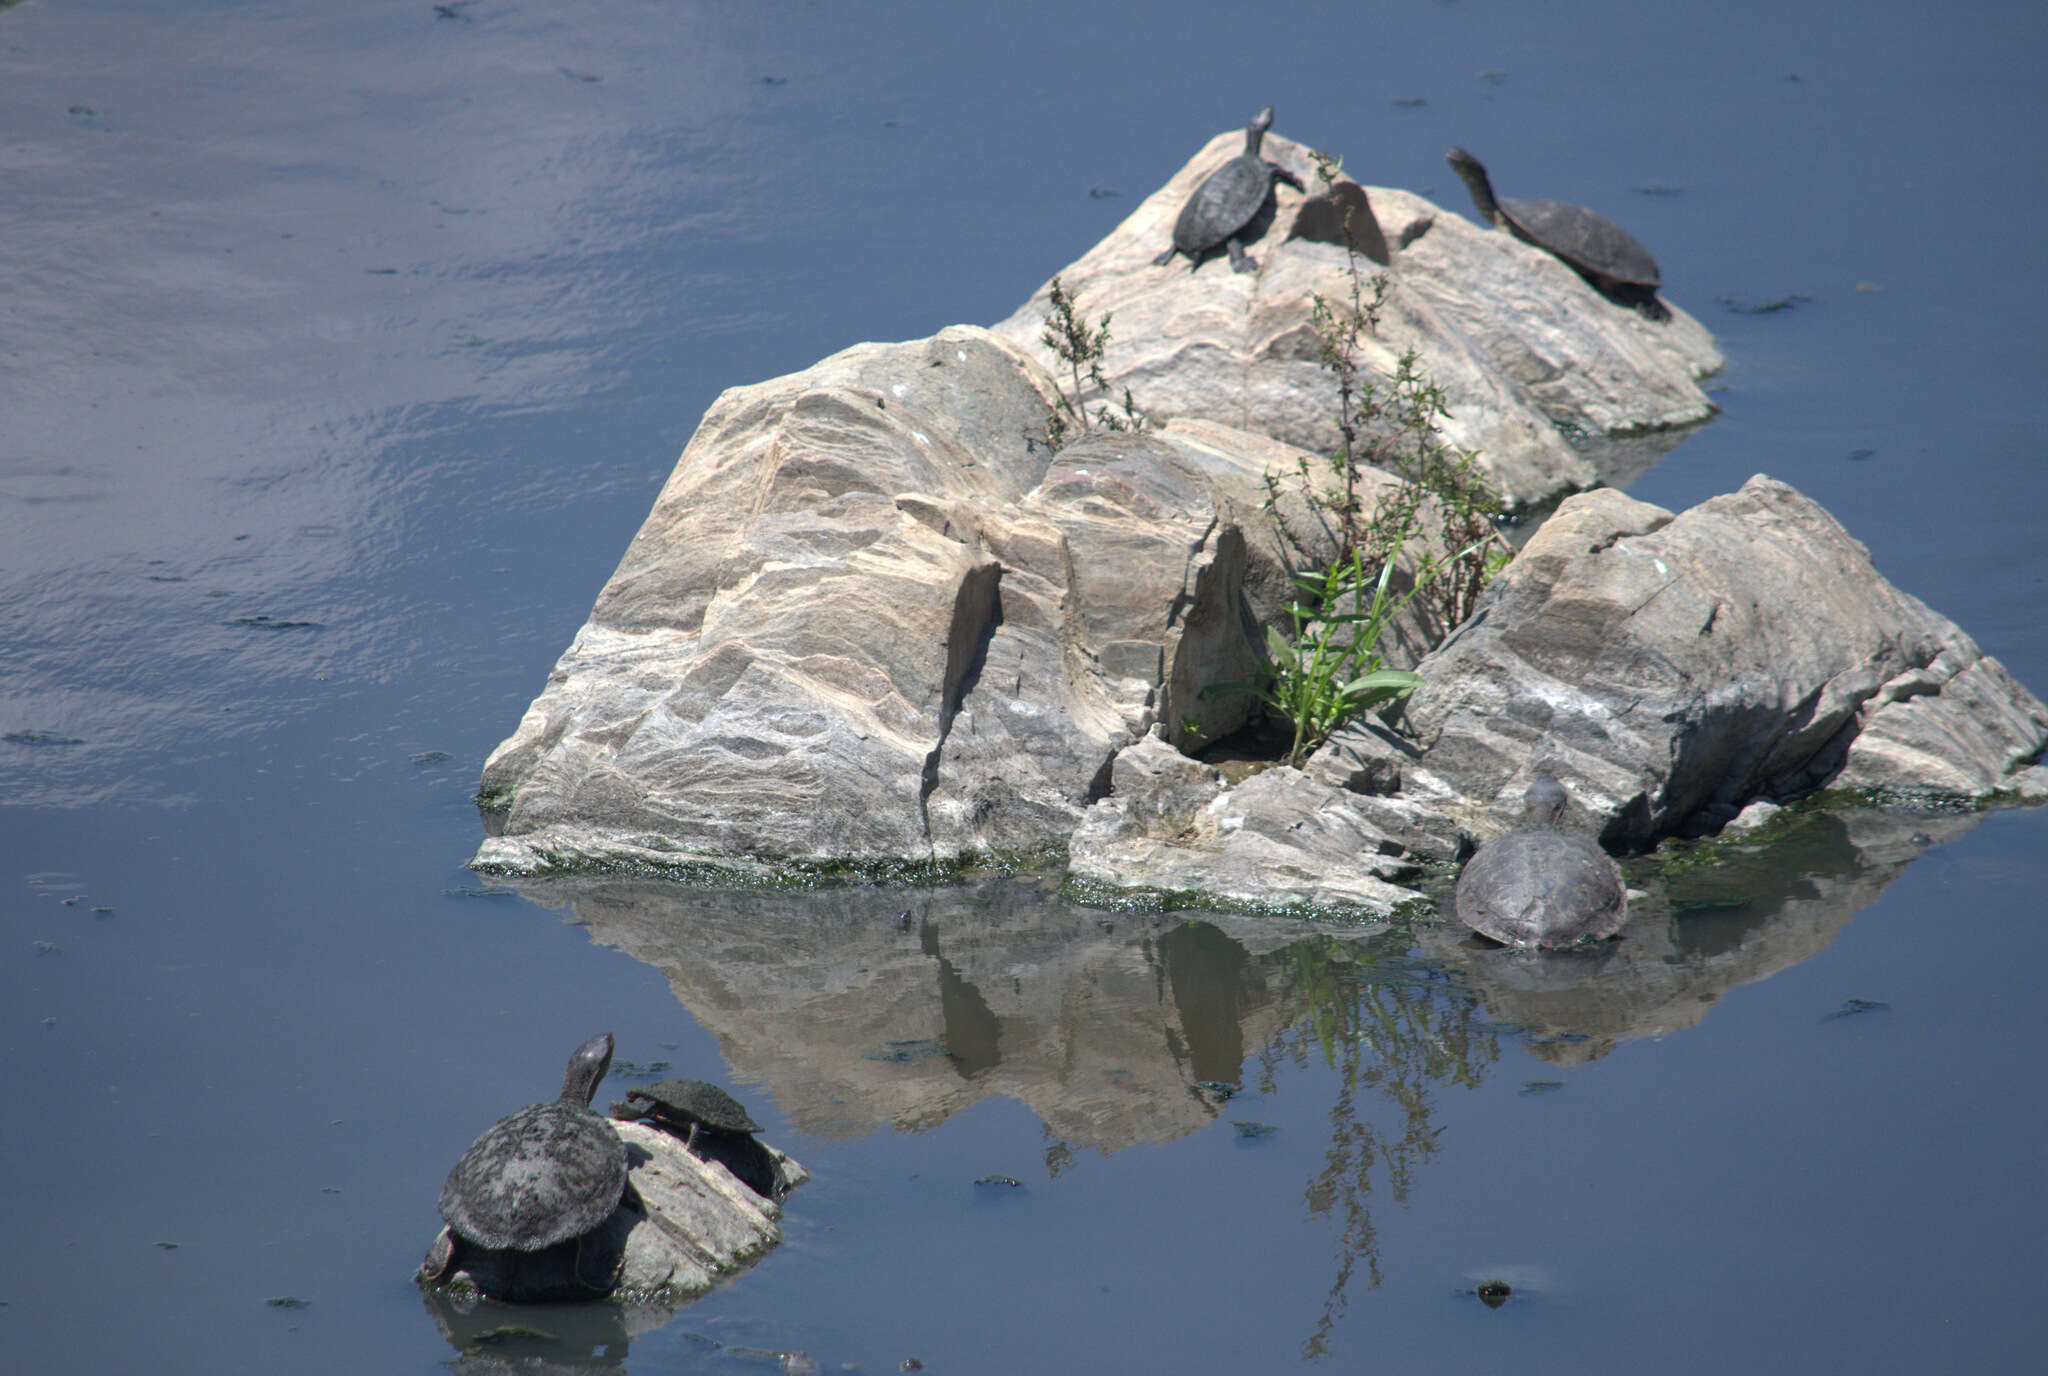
[1454,776,1628,949]
[611,1078,761,1148]
[1445,147,1668,320]
[425,1033,627,1281]
[1154,105,1305,274]
[612,1078,785,1201]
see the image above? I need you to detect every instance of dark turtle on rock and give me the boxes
[1154,105,1306,274]
[421,1032,628,1287]
[1454,776,1628,949]
[611,1078,761,1148]
[611,1078,786,1201]
[1445,147,1669,320]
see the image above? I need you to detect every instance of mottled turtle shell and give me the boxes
[1171,106,1284,256]
[1445,147,1662,307]
[439,1033,627,1253]
[611,1078,761,1137]
[1454,777,1628,949]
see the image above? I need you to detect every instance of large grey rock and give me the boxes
[473,322,1458,876]
[1380,475,2048,849]
[989,128,1722,509]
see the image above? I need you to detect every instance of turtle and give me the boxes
[1153,105,1305,274]
[1453,776,1628,949]
[611,1078,786,1201]
[1444,147,1669,320]
[422,1032,628,1284]
[610,1078,761,1149]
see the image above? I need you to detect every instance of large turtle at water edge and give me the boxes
[1445,146,1668,320]
[1154,105,1305,274]
[421,1032,628,1290]
[1454,776,1629,949]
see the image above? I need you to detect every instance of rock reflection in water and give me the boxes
[500,874,1500,1355]
[1420,804,1984,1065]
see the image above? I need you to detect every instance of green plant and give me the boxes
[1040,275,1147,452]
[1267,152,1511,631]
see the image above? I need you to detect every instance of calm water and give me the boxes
[5,0,2046,1371]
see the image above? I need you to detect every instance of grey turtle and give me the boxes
[1454,776,1628,949]
[1445,147,1668,320]
[610,1078,761,1149]
[425,1032,627,1281]
[1154,105,1305,274]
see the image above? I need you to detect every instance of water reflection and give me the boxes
[1418,804,1983,1065]
[476,801,1976,1355]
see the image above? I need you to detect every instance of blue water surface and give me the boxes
[4,1,2046,1371]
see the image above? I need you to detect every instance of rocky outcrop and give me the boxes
[473,326,1451,877]
[474,122,2045,919]
[988,128,1723,509]
[1372,477,2048,849]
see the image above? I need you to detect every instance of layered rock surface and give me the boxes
[475,123,2045,916]
[987,127,1724,508]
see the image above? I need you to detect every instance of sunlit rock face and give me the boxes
[472,327,1447,879]
[1378,477,2048,849]
[474,124,2045,914]
[988,127,1723,510]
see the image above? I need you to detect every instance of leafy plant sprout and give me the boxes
[1039,275,1147,452]
[1209,151,1512,762]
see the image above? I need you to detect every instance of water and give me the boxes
[4,0,2046,1370]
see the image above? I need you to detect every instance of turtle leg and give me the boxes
[1152,244,1179,267]
[1226,238,1257,274]
[684,1121,700,1155]
[418,1227,458,1284]
[1271,164,1305,192]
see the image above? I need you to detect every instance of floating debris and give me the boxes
[4,731,85,747]
[1474,1279,1512,1308]
[1846,448,1876,462]
[1518,1079,1566,1096]
[1715,292,1812,315]
[559,67,601,83]
[1087,184,1120,200]
[227,615,322,630]
[411,750,455,766]
[266,1296,310,1310]
[1193,1080,1239,1100]
[1822,997,1890,1021]
[1391,96,1427,108]
[1633,182,1685,197]
[1231,1121,1278,1140]
[156,1241,179,1250]
[974,1174,1023,1188]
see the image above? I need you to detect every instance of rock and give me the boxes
[1068,763,1422,915]
[422,1119,806,1303]
[1385,476,2048,850]
[988,127,1722,509]
[472,323,1451,877]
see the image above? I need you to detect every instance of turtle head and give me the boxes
[1522,775,1568,826]
[558,1032,615,1108]
[1245,104,1275,152]
[1445,147,1503,225]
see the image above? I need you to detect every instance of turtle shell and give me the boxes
[612,1078,762,1136]
[1498,197,1660,292]
[1454,779,1627,949]
[439,1101,627,1252]
[1172,153,1279,256]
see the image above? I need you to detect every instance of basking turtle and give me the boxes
[1454,776,1628,949]
[1154,105,1305,274]
[612,1078,785,1201]
[1444,147,1668,320]
[423,1032,628,1284]
[611,1078,761,1150]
